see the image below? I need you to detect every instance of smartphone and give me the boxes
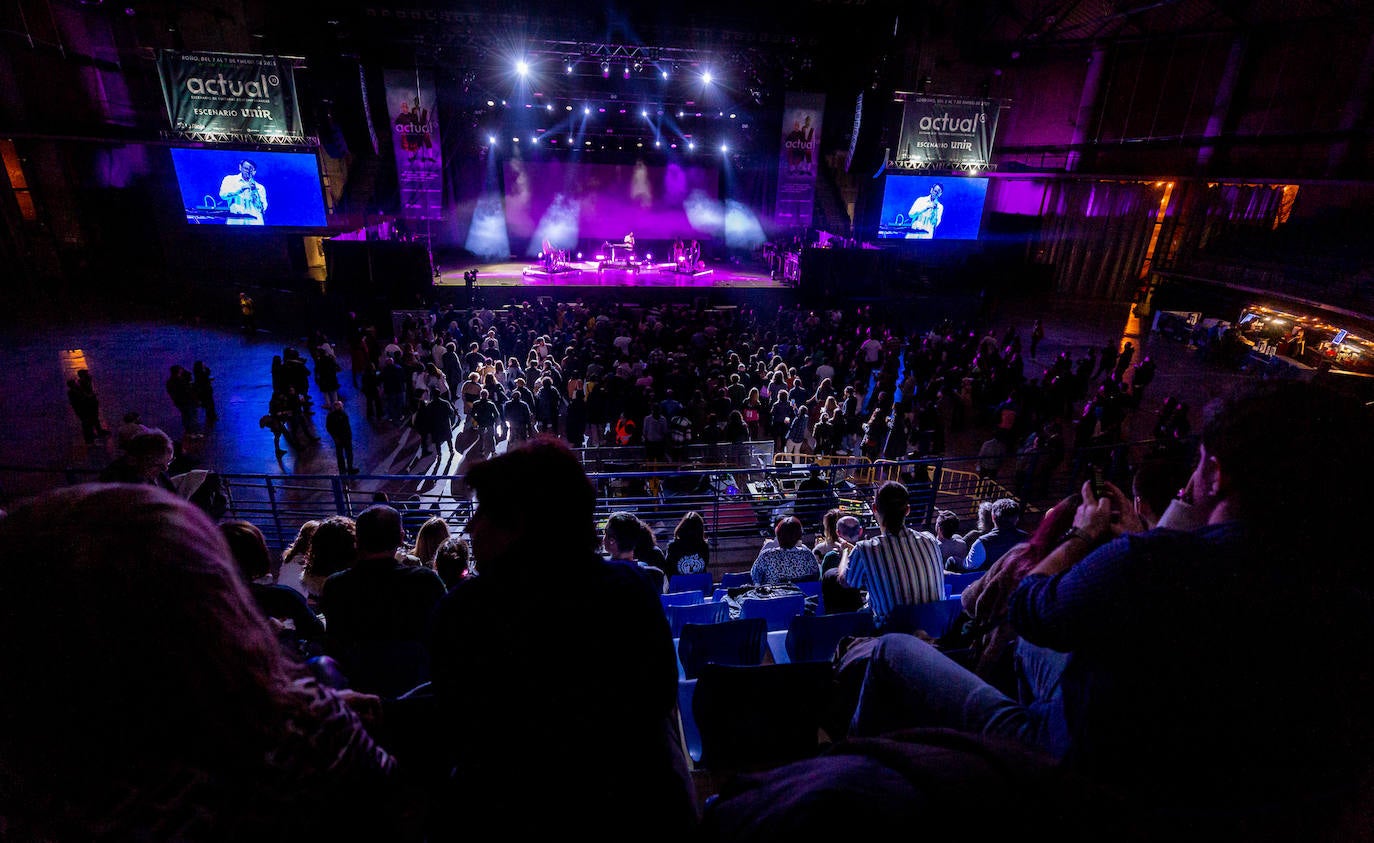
[1090,465,1105,498]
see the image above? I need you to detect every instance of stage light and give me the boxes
[565,61,573,74]
[515,59,529,76]
[661,69,669,80]
[688,141,695,151]
[967,168,979,176]
[487,135,495,144]
[720,144,728,153]
[655,140,661,147]
[646,253,652,261]
[512,137,519,142]
[584,105,591,115]
[641,109,648,117]
[577,252,583,260]
[729,113,736,119]
[487,100,495,107]
[678,110,684,118]
[565,105,573,111]
[624,65,630,79]
[546,104,553,112]
[634,61,643,72]
[703,71,713,84]
[601,62,610,77]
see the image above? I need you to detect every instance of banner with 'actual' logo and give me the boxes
[384,69,443,220]
[157,50,301,138]
[775,92,825,229]
[896,95,1000,168]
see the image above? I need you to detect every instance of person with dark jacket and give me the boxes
[428,439,697,839]
[325,401,358,474]
[952,498,1028,573]
[320,505,445,697]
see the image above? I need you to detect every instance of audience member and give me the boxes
[603,510,669,593]
[820,514,867,614]
[433,536,472,588]
[320,505,446,697]
[933,509,968,567]
[221,519,326,655]
[751,515,821,585]
[410,516,451,569]
[97,428,177,492]
[666,510,711,575]
[0,485,403,839]
[428,437,698,839]
[953,498,1027,573]
[849,381,1374,838]
[838,480,945,629]
[302,514,356,609]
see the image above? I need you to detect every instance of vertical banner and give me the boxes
[384,69,443,220]
[896,96,1000,167]
[156,50,302,138]
[775,92,825,230]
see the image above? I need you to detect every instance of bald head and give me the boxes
[837,516,863,543]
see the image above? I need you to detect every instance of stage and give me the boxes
[435,259,785,290]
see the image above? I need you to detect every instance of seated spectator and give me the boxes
[433,536,472,589]
[954,498,1028,573]
[666,510,711,575]
[603,511,669,593]
[428,437,698,839]
[849,381,1374,838]
[820,514,867,614]
[1129,455,1193,529]
[410,516,451,570]
[933,509,967,567]
[0,484,403,839]
[838,481,945,630]
[277,518,320,597]
[751,515,821,585]
[97,427,177,492]
[960,500,995,547]
[959,495,1078,693]
[320,505,445,697]
[302,515,356,608]
[813,508,843,561]
[221,519,326,658]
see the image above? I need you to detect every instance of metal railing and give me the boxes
[1,437,1186,558]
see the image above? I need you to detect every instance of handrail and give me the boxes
[0,436,1194,553]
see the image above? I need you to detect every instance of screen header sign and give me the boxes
[157,50,302,139]
[896,95,1000,168]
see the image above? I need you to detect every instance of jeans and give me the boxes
[849,634,1071,760]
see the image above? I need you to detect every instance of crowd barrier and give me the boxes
[1,437,1186,556]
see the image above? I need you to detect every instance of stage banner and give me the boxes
[156,50,301,138]
[384,68,443,220]
[896,95,1000,167]
[774,92,825,230]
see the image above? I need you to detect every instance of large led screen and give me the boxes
[501,159,719,246]
[876,175,988,241]
[170,148,328,227]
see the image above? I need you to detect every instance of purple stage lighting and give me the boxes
[516,59,529,76]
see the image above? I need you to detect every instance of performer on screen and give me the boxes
[906,182,943,239]
[219,159,267,226]
[625,231,635,251]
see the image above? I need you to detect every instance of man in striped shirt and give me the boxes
[838,480,945,630]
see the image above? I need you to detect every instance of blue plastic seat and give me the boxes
[784,610,877,664]
[719,571,754,589]
[881,597,964,639]
[677,617,768,680]
[669,572,714,597]
[739,593,808,632]
[661,589,705,609]
[691,661,835,770]
[665,600,731,639]
[944,572,983,599]
[793,579,824,615]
